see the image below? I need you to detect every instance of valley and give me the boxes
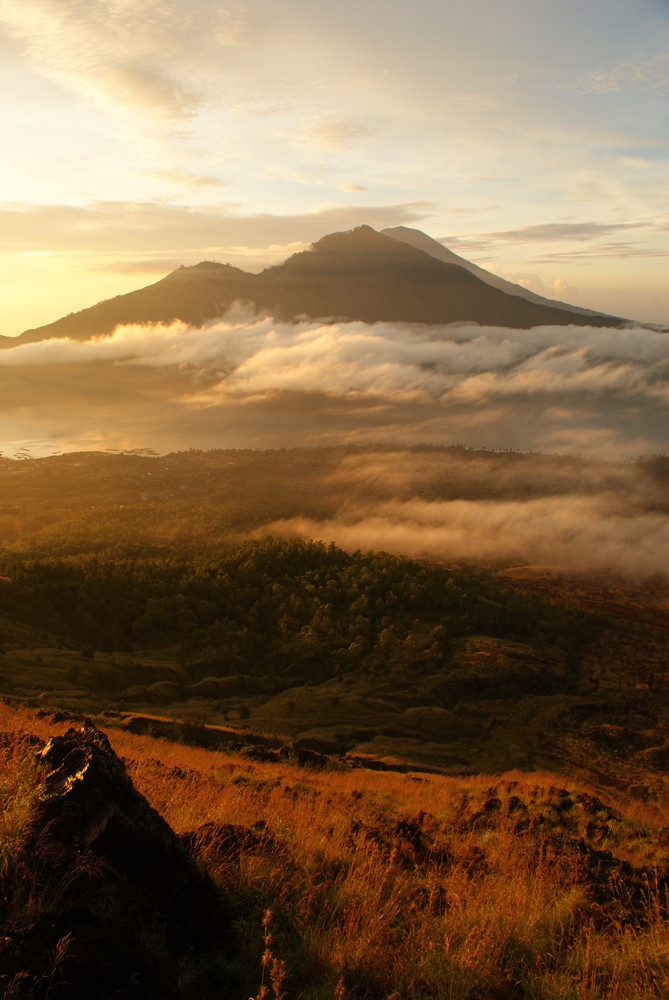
[1,446,667,800]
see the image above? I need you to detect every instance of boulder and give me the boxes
[1,723,231,999]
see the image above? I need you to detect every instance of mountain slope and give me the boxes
[13,261,255,346]
[382,225,613,319]
[6,226,625,346]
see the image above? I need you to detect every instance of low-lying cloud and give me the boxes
[0,314,666,460]
[261,494,669,580]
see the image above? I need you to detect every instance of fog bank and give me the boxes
[0,314,666,458]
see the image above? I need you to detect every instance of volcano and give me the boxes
[6,226,624,347]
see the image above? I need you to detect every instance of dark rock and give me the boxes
[1,723,231,999]
[35,723,229,949]
[472,789,502,826]
[279,743,331,768]
[242,745,281,763]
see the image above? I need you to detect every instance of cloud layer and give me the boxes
[1,315,666,462]
[1,313,667,578]
[0,0,253,121]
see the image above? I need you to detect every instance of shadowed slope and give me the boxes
[254,226,623,327]
[14,261,255,346]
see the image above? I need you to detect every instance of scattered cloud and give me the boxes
[0,201,434,255]
[337,183,367,193]
[481,222,641,244]
[292,113,375,152]
[144,170,227,193]
[0,0,228,120]
[571,50,669,96]
[263,493,669,580]
[455,91,500,113]
[441,220,666,267]
[531,244,669,263]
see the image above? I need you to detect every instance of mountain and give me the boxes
[11,260,256,347]
[5,226,625,347]
[381,225,612,319]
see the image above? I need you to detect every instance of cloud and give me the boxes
[0,0,253,121]
[572,50,669,96]
[0,316,666,462]
[260,493,669,580]
[292,113,375,151]
[479,222,640,244]
[0,200,434,255]
[553,277,578,300]
[1,316,668,579]
[337,183,367,193]
[144,170,228,193]
[440,220,669,267]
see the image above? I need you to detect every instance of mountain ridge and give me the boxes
[4,225,626,347]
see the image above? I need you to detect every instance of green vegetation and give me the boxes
[1,534,667,794]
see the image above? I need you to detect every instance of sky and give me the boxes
[1,0,668,336]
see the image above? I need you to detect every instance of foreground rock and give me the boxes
[0,723,231,999]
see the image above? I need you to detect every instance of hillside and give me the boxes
[6,227,624,346]
[1,446,668,798]
[1,445,668,996]
[382,225,613,318]
[1,702,668,998]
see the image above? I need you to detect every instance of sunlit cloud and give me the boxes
[262,493,669,580]
[0,316,666,461]
[553,277,577,300]
[0,201,434,255]
[143,170,228,193]
[0,0,253,121]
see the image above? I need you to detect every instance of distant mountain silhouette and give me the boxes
[6,226,625,347]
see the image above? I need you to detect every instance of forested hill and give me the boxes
[1,535,667,791]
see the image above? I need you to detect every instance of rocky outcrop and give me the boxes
[0,723,231,999]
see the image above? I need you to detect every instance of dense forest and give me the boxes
[2,538,594,675]
[1,532,667,790]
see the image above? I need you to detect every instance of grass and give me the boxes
[1,701,667,998]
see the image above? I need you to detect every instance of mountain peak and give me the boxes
[6,225,625,347]
[276,224,444,277]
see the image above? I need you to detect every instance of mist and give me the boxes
[1,313,666,459]
[263,446,669,579]
[261,495,669,579]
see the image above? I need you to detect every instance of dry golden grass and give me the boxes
[1,701,668,999]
